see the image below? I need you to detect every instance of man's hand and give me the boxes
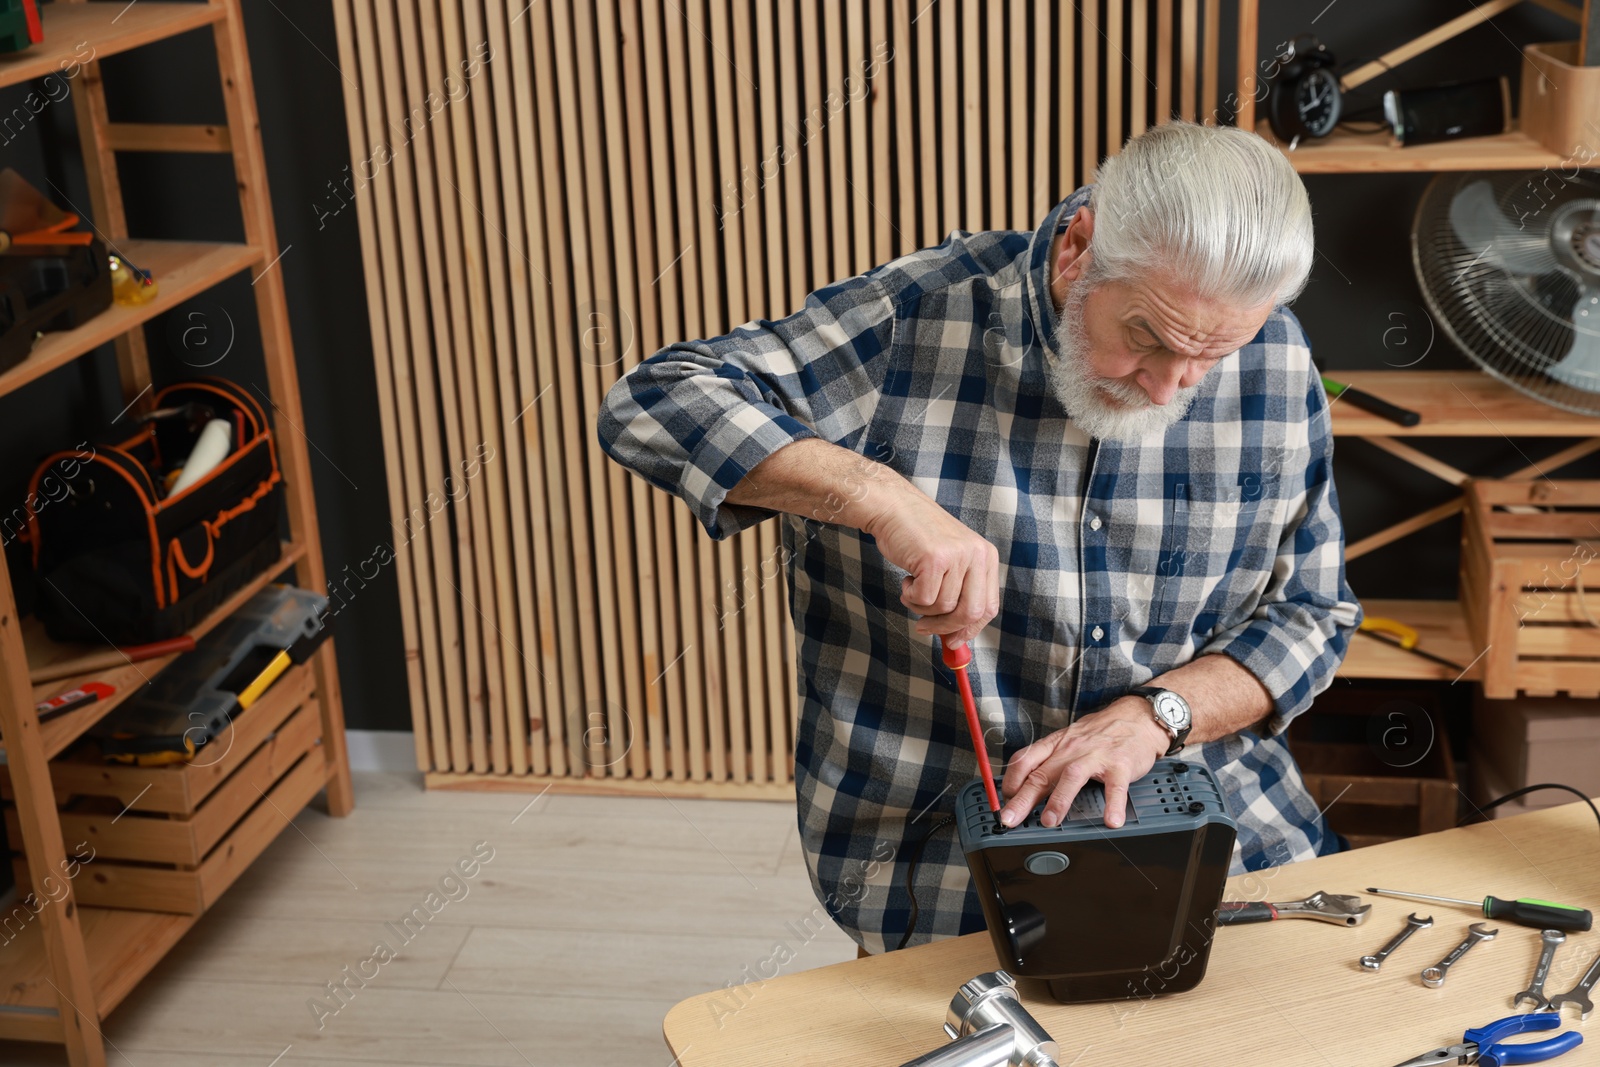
[863,488,1000,648]
[998,696,1173,830]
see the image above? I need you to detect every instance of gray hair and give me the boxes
[1085,121,1314,308]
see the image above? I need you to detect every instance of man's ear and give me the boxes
[1055,206,1095,284]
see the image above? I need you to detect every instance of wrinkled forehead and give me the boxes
[1092,273,1274,357]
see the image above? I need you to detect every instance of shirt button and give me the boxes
[1092,626,1104,641]
[1089,515,1102,531]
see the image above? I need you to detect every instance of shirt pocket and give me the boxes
[1153,473,1280,625]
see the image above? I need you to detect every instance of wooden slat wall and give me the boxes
[331,0,1237,789]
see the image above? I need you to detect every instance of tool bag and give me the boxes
[25,378,284,644]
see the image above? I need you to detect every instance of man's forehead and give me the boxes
[1102,276,1273,355]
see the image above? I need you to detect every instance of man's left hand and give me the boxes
[998,696,1173,830]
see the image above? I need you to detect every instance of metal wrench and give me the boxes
[1361,913,1433,971]
[1514,930,1566,1010]
[1546,946,1600,1021]
[1421,923,1498,987]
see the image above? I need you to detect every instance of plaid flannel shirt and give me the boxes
[598,184,1363,954]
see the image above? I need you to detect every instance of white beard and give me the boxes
[1045,282,1201,442]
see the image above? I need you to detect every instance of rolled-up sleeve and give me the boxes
[1198,366,1363,734]
[597,271,898,541]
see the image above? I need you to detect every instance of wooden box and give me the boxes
[1471,690,1600,799]
[1287,694,1458,848]
[2,661,329,914]
[1520,42,1600,158]
[1460,479,1600,700]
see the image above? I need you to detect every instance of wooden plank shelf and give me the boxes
[1258,120,1597,175]
[0,905,194,1029]
[1339,598,1483,682]
[1327,371,1600,437]
[0,240,262,399]
[8,541,306,763]
[0,2,225,92]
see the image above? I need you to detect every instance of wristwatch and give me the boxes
[1130,686,1192,757]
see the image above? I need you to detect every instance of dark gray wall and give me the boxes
[2,0,1597,740]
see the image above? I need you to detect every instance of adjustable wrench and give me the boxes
[1546,946,1600,1021]
[1216,890,1371,927]
[1421,923,1498,988]
[1361,913,1433,971]
[1514,930,1566,1010]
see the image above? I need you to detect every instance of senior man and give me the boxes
[597,120,1362,955]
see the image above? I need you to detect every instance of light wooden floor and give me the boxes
[0,771,856,1067]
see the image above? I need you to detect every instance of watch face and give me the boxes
[1154,692,1189,729]
[1296,67,1341,138]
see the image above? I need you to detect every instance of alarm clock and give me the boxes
[1266,34,1342,147]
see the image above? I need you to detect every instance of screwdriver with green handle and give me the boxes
[1367,888,1593,932]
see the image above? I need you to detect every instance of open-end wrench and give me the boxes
[1546,946,1600,1021]
[1361,913,1433,971]
[1421,923,1498,987]
[1514,930,1566,1010]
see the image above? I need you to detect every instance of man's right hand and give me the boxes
[864,487,1000,648]
[725,439,1000,647]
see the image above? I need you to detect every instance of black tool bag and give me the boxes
[25,378,284,644]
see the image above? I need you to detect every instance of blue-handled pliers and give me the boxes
[1391,1013,1583,1067]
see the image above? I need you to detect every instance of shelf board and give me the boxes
[0,904,195,1028]
[0,240,262,400]
[1340,598,1483,682]
[1259,120,1594,174]
[1328,371,1600,437]
[9,541,306,762]
[0,2,225,92]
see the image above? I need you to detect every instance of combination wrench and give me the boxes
[1514,930,1566,1010]
[1546,946,1600,1021]
[1361,913,1433,971]
[1421,923,1498,988]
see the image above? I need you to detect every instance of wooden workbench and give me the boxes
[664,800,1600,1066]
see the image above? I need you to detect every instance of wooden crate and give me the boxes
[1460,479,1600,700]
[1288,694,1458,848]
[2,661,328,914]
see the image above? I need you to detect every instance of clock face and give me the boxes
[1155,692,1187,727]
[1295,67,1342,138]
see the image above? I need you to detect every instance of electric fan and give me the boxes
[1413,171,1600,415]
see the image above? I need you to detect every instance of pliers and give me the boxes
[1391,1013,1582,1067]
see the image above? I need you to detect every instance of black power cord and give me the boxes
[895,814,956,951]
[1459,783,1600,836]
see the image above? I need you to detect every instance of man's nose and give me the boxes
[1137,357,1188,406]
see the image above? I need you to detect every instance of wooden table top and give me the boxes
[664,800,1600,1066]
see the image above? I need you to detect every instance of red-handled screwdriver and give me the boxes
[941,637,1003,815]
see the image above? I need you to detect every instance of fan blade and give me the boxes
[1547,285,1600,394]
[1449,179,1560,277]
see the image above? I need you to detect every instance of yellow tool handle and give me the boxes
[1359,615,1418,650]
[237,649,292,710]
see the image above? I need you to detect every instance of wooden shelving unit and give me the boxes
[1322,370,1600,683]
[0,4,352,1064]
[1229,0,1600,690]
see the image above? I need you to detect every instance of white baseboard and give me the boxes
[344,729,418,773]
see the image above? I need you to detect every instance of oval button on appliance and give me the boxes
[1024,851,1070,876]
